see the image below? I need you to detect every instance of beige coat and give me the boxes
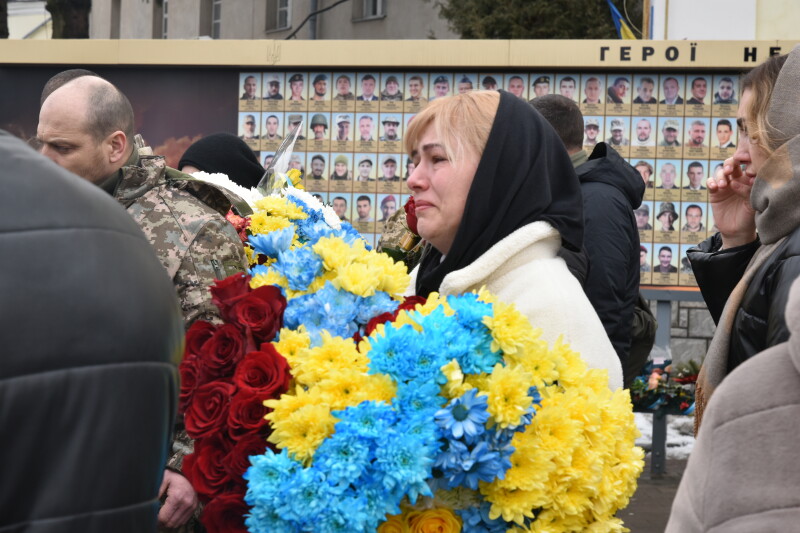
[410,221,623,391]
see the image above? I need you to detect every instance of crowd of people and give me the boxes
[3,46,800,532]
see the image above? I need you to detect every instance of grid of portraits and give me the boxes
[238,71,741,285]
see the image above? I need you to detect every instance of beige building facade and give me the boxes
[89,0,457,40]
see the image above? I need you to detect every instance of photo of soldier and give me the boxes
[633,75,657,104]
[303,153,327,192]
[635,202,654,230]
[378,154,402,193]
[680,202,706,245]
[651,244,679,285]
[352,155,377,194]
[310,191,328,205]
[658,74,685,116]
[580,75,603,115]
[262,153,275,168]
[711,117,737,160]
[679,244,698,286]
[238,112,260,149]
[285,72,307,112]
[285,113,306,139]
[329,153,353,193]
[331,113,353,152]
[355,194,376,223]
[639,243,653,285]
[378,193,398,225]
[606,75,630,104]
[529,75,552,100]
[380,73,403,113]
[655,201,679,244]
[263,73,284,100]
[356,73,379,113]
[656,117,683,159]
[307,112,330,152]
[355,113,378,152]
[404,73,427,113]
[654,159,681,202]
[405,156,415,180]
[309,72,331,112]
[332,73,356,112]
[683,118,710,159]
[712,74,739,117]
[260,112,283,151]
[331,194,352,222]
[681,160,708,202]
[378,114,402,153]
[630,117,656,159]
[481,75,499,91]
[456,74,477,94]
[605,117,630,157]
[583,116,603,149]
[239,73,261,112]
[505,74,528,100]
[430,74,453,100]
[686,76,709,105]
[555,74,579,102]
[633,159,655,202]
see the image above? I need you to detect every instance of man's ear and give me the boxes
[106,130,129,164]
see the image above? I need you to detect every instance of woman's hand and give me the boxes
[708,156,757,249]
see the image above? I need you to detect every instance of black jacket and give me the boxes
[576,142,645,365]
[689,229,800,373]
[0,130,183,533]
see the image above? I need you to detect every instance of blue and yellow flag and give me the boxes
[606,0,637,40]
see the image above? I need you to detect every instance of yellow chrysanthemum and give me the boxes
[312,236,355,271]
[247,211,293,236]
[482,363,534,428]
[253,196,308,220]
[369,253,410,297]
[286,168,304,188]
[440,359,472,399]
[483,300,536,355]
[271,326,311,367]
[243,245,257,266]
[266,402,337,462]
[481,483,539,524]
[315,370,396,410]
[292,334,368,386]
[334,262,381,297]
[249,269,288,290]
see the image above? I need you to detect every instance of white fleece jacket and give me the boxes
[409,221,623,391]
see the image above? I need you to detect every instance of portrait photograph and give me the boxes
[681,160,708,202]
[658,74,686,116]
[260,112,284,151]
[329,152,353,192]
[355,112,379,152]
[683,117,710,159]
[580,74,604,115]
[353,154,378,195]
[633,159,656,201]
[239,72,262,112]
[404,73,428,113]
[378,113,403,153]
[479,73,503,92]
[307,112,331,152]
[679,201,708,245]
[528,74,553,101]
[685,74,712,117]
[309,72,332,112]
[630,116,656,159]
[605,74,631,115]
[429,73,453,101]
[330,193,353,223]
[639,242,653,285]
[304,153,329,191]
[711,117,738,159]
[504,74,528,100]
[380,72,404,113]
[631,74,658,116]
[656,117,684,159]
[555,74,580,103]
[679,244,699,286]
[377,154,402,194]
[353,193,377,233]
[237,111,261,149]
[455,73,478,95]
[356,72,380,112]
[262,72,285,110]
[654,159,681,202]
[332,73,357,112]
[712,74,739,117]
[583,116,604,150]
[651,243,679,285]
[605,116,630,157]
[285,72,308,111]
[332,112,354,152]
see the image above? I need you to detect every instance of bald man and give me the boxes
[37,73,248,531]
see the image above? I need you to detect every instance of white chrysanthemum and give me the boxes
[190,171,264,208]
[285,186,342,230]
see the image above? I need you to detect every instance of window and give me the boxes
[266,0,291,32]
[354,0,385,21]
[211,0,221,38]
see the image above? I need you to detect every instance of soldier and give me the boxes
[264,73,283,99]
[288,73,305,101]
[333,74,355,100]
[330,154,351,180]
[287,114,306,139]
[36,73,249,532]
[379,115,400,141]
[311,73,328,100]
[531,75,550,98]
[310,113,328,140]
[659,119,681,146]
[241,75,258,100]
[381,75,403,100]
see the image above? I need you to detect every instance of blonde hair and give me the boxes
[742,54,788,154]
[404,91,500,167]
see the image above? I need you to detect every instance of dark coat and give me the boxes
[576,142,645,365]
[689,229,800,373]
[0,130,182,533]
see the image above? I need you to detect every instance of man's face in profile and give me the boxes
[434,82,449,97]
[663,78,679,101]
[268,81,280,96]
[381,200,396,219]
[718,81,734,100]
[659,249,672,268]
[533,82,549,97]
[266,116,279,136]
[408,79,423,98]
[357,199,371,220]
[311,158,324,177]
[635,210,649,229]
[358,162,372,179]
[717,124,732,145]
[336,77,351,95]
[640,250,647,265]
[661,164,676,188]
[688,166,704,187]
[690,123,706,145]
[508,77,524,97]
[663,127,678,144]
[359,117,373,140]
[685,207,703,230]
[585,125,599,142]
[559,80,575,99]
[361,78,376,98]
[244,77,257,97]
[636,120,651,142]
[691,78,707,101]
[382,161,397,179]
[584,79,600,103]
[332,198,347,219]
[635,165,651,185]
[638,81,654,102]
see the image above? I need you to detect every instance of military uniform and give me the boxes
[376,207,425,271]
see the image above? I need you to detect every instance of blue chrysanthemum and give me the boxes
[458,502,510,533]
[273,246,323,291]
[435,388,490,444]
[249,226,294,258]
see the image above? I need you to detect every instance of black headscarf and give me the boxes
[415,90,584,297]
[178,133,264,189]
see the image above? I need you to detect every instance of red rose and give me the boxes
[200,324,246,379]
[404,196,418,235]
[210,273,251,322]
[184,381,235,439]
[399,295,426,311]
[364,311,395,338]
[185,320,217,358]
[182,434,233,503]
[231,285,286,344]
[201,491,249,533]
[233,345,291,398]
[178,353,206,414]
[228,388,271,439]
[224,432,270,480]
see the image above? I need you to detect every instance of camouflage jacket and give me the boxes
[376,207,425,272]
[114,154,248,327]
